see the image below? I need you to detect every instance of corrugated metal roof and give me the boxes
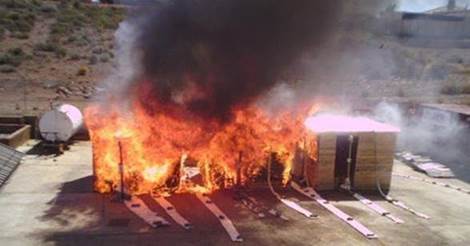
[0,143,24,188]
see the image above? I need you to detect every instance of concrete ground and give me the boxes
[1,141,470,246]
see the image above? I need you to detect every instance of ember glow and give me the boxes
[85,93,316,195]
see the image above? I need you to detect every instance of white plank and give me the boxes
[152,195,192,230]
[280,198,316,218]
[394,174,470,195]
[291,182,377,239]
[389,199,430,219]
[196,193,243,242]
[124,196,170,228]
[352,192,404,224]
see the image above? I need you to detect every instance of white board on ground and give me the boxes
[291,182,378,239]
[196,193,243,242]
[152,195,192,230]
[124,196,170,228]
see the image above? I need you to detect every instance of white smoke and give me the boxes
[257,83,298,114]
[373,101,468,160]
[103,20,142,94]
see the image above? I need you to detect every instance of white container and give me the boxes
[39,104,83,142]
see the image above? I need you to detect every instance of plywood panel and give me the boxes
[318,134,337,149]
[305,156,317,187]
[314,131,397,192]
[319,151,335,157]
[355,132,396,191]
[317,133,336,189]
[318,157,335,163]
[355,165,392,172]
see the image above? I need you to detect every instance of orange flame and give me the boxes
[86,95,316,195]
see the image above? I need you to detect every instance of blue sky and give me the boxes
[397,0,470,12]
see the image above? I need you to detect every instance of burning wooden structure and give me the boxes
[87,106,408,241]
[86,102,311,195]
[296,114,400,192]
[88,106,400,195]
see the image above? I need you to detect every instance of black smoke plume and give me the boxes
[133,0,341,122]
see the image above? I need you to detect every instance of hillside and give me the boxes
[292,0,470,106]
[0,0,125,115]
[0,0,470,117]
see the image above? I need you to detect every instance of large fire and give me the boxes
[85,85,318,195]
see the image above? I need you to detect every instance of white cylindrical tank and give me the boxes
[39,104,83,142]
